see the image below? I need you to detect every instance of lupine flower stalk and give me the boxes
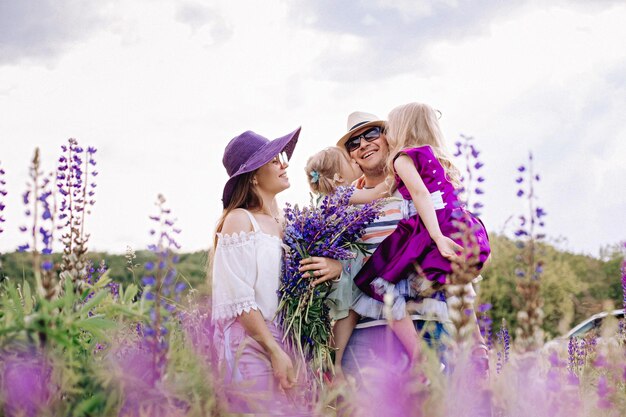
[495,319,510,374]
[140,194,184,382]
[56,139,98,291]
[17,149,58,299]
[83,259,118,302]
[567,333,600,378]
[446,135,487,346]
[621,241,625,311]
[0,162,6,276]
[453,134,486,216]
[567,337,578,374]
[618,241,626,342]
[0,161,6,236]
[477,303,493,349]
[513,152,546,351]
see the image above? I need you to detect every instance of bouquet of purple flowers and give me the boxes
[276,186,384,382]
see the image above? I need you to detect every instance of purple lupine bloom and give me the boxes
[567,337,577,373]
[576,337,586,367]
[0,163,5,234]
[17,150,57,256]
[502,326,510,362]
[477,303,493,349]
[477,303,492,313]
[513,151,547,350]
[548,349,565,368]
[536,207,547,218]
[592,354,607,368]
[1,350,53,417]
[453,134,486,216]
[108,281,120,298]
[453,141,462,157]
[139,194,185,383]
[107,339,188,417]
[495,321,510,373]
[596,376,613,409]
[622,241,626,311]
[54,139,99,285]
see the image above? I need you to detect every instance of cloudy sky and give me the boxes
[0,0,624,257]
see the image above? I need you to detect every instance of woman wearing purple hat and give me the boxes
[211,127,339,413]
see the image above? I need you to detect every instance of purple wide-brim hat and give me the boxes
[221,127,301,208]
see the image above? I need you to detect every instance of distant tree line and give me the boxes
[0,234,622,339]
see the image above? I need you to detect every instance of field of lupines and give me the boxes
[0,138,624,417]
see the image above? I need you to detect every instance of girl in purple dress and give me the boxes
[349,102,491,364]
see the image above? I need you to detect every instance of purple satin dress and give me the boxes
[354,146,491,301]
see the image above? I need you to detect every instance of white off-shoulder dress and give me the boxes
[211,209,300,414]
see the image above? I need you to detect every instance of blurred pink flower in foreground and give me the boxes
[1,349,53,417]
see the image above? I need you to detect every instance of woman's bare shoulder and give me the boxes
[221,208,254,235]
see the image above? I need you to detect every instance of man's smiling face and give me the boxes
[348,127,389,174]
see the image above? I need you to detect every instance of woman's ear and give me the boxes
[251,177,258,186]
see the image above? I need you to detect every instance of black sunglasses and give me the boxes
[345,126,383,152]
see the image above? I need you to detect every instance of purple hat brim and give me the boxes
[221,126,301,208]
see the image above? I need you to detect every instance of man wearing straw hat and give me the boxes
[327,110,491,385]
[333,111,450,380]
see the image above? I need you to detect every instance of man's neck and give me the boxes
[362,173,387,189]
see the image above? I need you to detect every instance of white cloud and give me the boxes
[0,0,114,65]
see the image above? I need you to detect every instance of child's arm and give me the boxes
[348,181,388,204]
[394,155,462,259]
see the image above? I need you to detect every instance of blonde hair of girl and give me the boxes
[385,102,461,189]
[305,147,352,195]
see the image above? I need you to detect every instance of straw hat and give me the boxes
[336,111,385,149]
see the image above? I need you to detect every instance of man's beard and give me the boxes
[360,162,386,178]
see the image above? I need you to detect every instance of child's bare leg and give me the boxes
[332,310,359,378]
[390,316,421,364]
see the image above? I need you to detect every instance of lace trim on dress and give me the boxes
[213,297,259,322]
[406,298,450,321]
[216,231,258,247]
[352,278,417,321]
[217,230,282,247]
